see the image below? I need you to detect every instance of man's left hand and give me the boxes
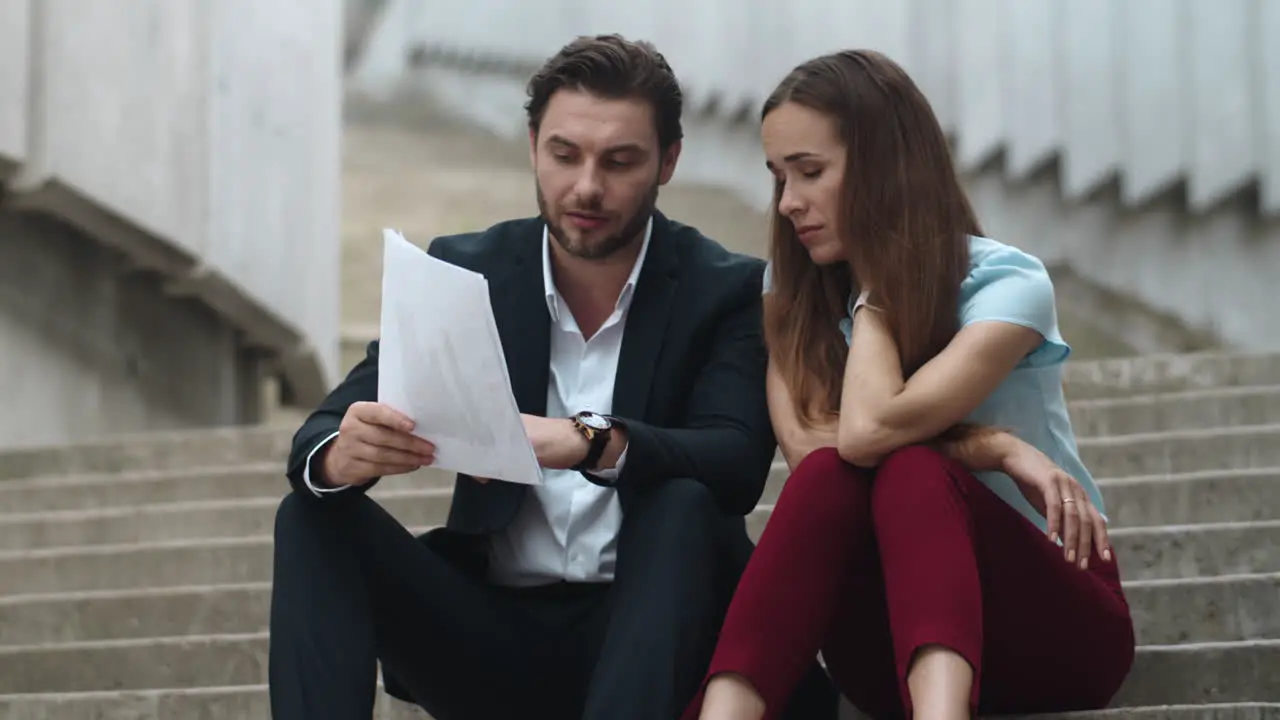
[522,414,589,469]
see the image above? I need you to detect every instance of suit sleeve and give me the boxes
[284,340,381,496]
[611,276,776,516]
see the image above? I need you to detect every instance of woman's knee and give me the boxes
[775,447,873,521]
[871,445,968,520]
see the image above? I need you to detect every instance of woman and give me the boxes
[684,50,1135,720]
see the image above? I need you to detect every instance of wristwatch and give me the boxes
[570,411,613,473]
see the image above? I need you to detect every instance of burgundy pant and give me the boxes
[683,446,1135,720]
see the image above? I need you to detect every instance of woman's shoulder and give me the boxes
[960,235,1070,368]
[961,235,1055,308]
[965,234,1051,276]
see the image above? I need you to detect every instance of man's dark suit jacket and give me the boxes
[284,210,777,574]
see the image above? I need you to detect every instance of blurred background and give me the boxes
[1,3,1279,717]
[1,0,1277,449]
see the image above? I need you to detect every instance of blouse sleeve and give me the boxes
[959,244,1071,369]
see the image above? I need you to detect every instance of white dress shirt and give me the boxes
[303,218,651,587]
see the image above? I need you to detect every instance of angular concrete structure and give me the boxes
[0,0,343,448]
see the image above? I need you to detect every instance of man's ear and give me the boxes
[528,128,538,169]
[657,140,682,186]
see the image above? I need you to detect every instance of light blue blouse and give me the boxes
[763,235,1105,532]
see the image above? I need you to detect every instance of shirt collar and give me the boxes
[541,215,654,324]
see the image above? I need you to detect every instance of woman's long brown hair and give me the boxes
[762,49,983,426]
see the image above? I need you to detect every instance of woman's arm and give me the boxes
[836,306,1043,467]
[769,355,1031,474]
[767,359,838,471]
[932,423,1022,472]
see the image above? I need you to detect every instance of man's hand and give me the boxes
[319,402,436,488]
[522,414,590,470]
[473,415,612,484]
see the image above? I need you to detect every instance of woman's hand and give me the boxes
[1000,442,1111,569]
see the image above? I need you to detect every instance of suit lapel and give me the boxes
[488,229,550,417]
[612,212,680,422]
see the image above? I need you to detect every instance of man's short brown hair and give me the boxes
[525,34,684,151]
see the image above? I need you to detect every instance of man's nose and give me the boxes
[573,164,605,201]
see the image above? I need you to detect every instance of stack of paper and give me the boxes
[377,229,542,486]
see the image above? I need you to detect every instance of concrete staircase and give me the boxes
[0,351,1277,718]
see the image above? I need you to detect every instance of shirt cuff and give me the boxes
[584,441,628,481]
[302,431,349,496]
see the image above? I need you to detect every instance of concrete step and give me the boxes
[0,633,269,695]
[1,631,1275,707]
[1062,352,1280,400]
[0,428,293,482]
[0,685,428,720]
[5,465,1278,550]
[0,353,1273,483]
[0,681,432,717]
[0,532,434,597]
[0,687,1275,720]
[1076,424,1280,477]
[0,464,448,514]
[1124,573,1280,646]
[1103,520,1280,582]
[0,386,1273,490]
[4,450,1277,533]
[1110,640,1280,707]
[1067,386,1280,437]
[1095,469,1280,528]
[4,511,1277,596]
[0,488,450,550]
[5,568,1276,648]
[760,466,1280,529]
[997,706,1280,720]
[743,512,1280,582]
[0,583,272,646]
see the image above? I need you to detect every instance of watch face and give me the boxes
[579,413,610,430]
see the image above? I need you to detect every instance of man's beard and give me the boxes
[537,182,659,261]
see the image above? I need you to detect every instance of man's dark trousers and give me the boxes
[269,478,837,719]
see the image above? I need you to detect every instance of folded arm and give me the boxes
[835,306,1042,468]
[769,358,1027,474]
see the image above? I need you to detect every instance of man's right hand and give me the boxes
[319,402,436,488]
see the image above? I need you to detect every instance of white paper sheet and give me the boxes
[377,228,542,485]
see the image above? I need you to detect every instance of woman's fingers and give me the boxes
[1072,483,1093,570]
[1091,503,1113,563]
[1042,476,1063,544]
[1058,473,1081,565]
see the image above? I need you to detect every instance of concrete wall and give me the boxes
[0,210,259,447]
[351,0,1280,352]
[0,0,29,184]
[0,0,343,447]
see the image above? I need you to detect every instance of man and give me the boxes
[268,34,839,720]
